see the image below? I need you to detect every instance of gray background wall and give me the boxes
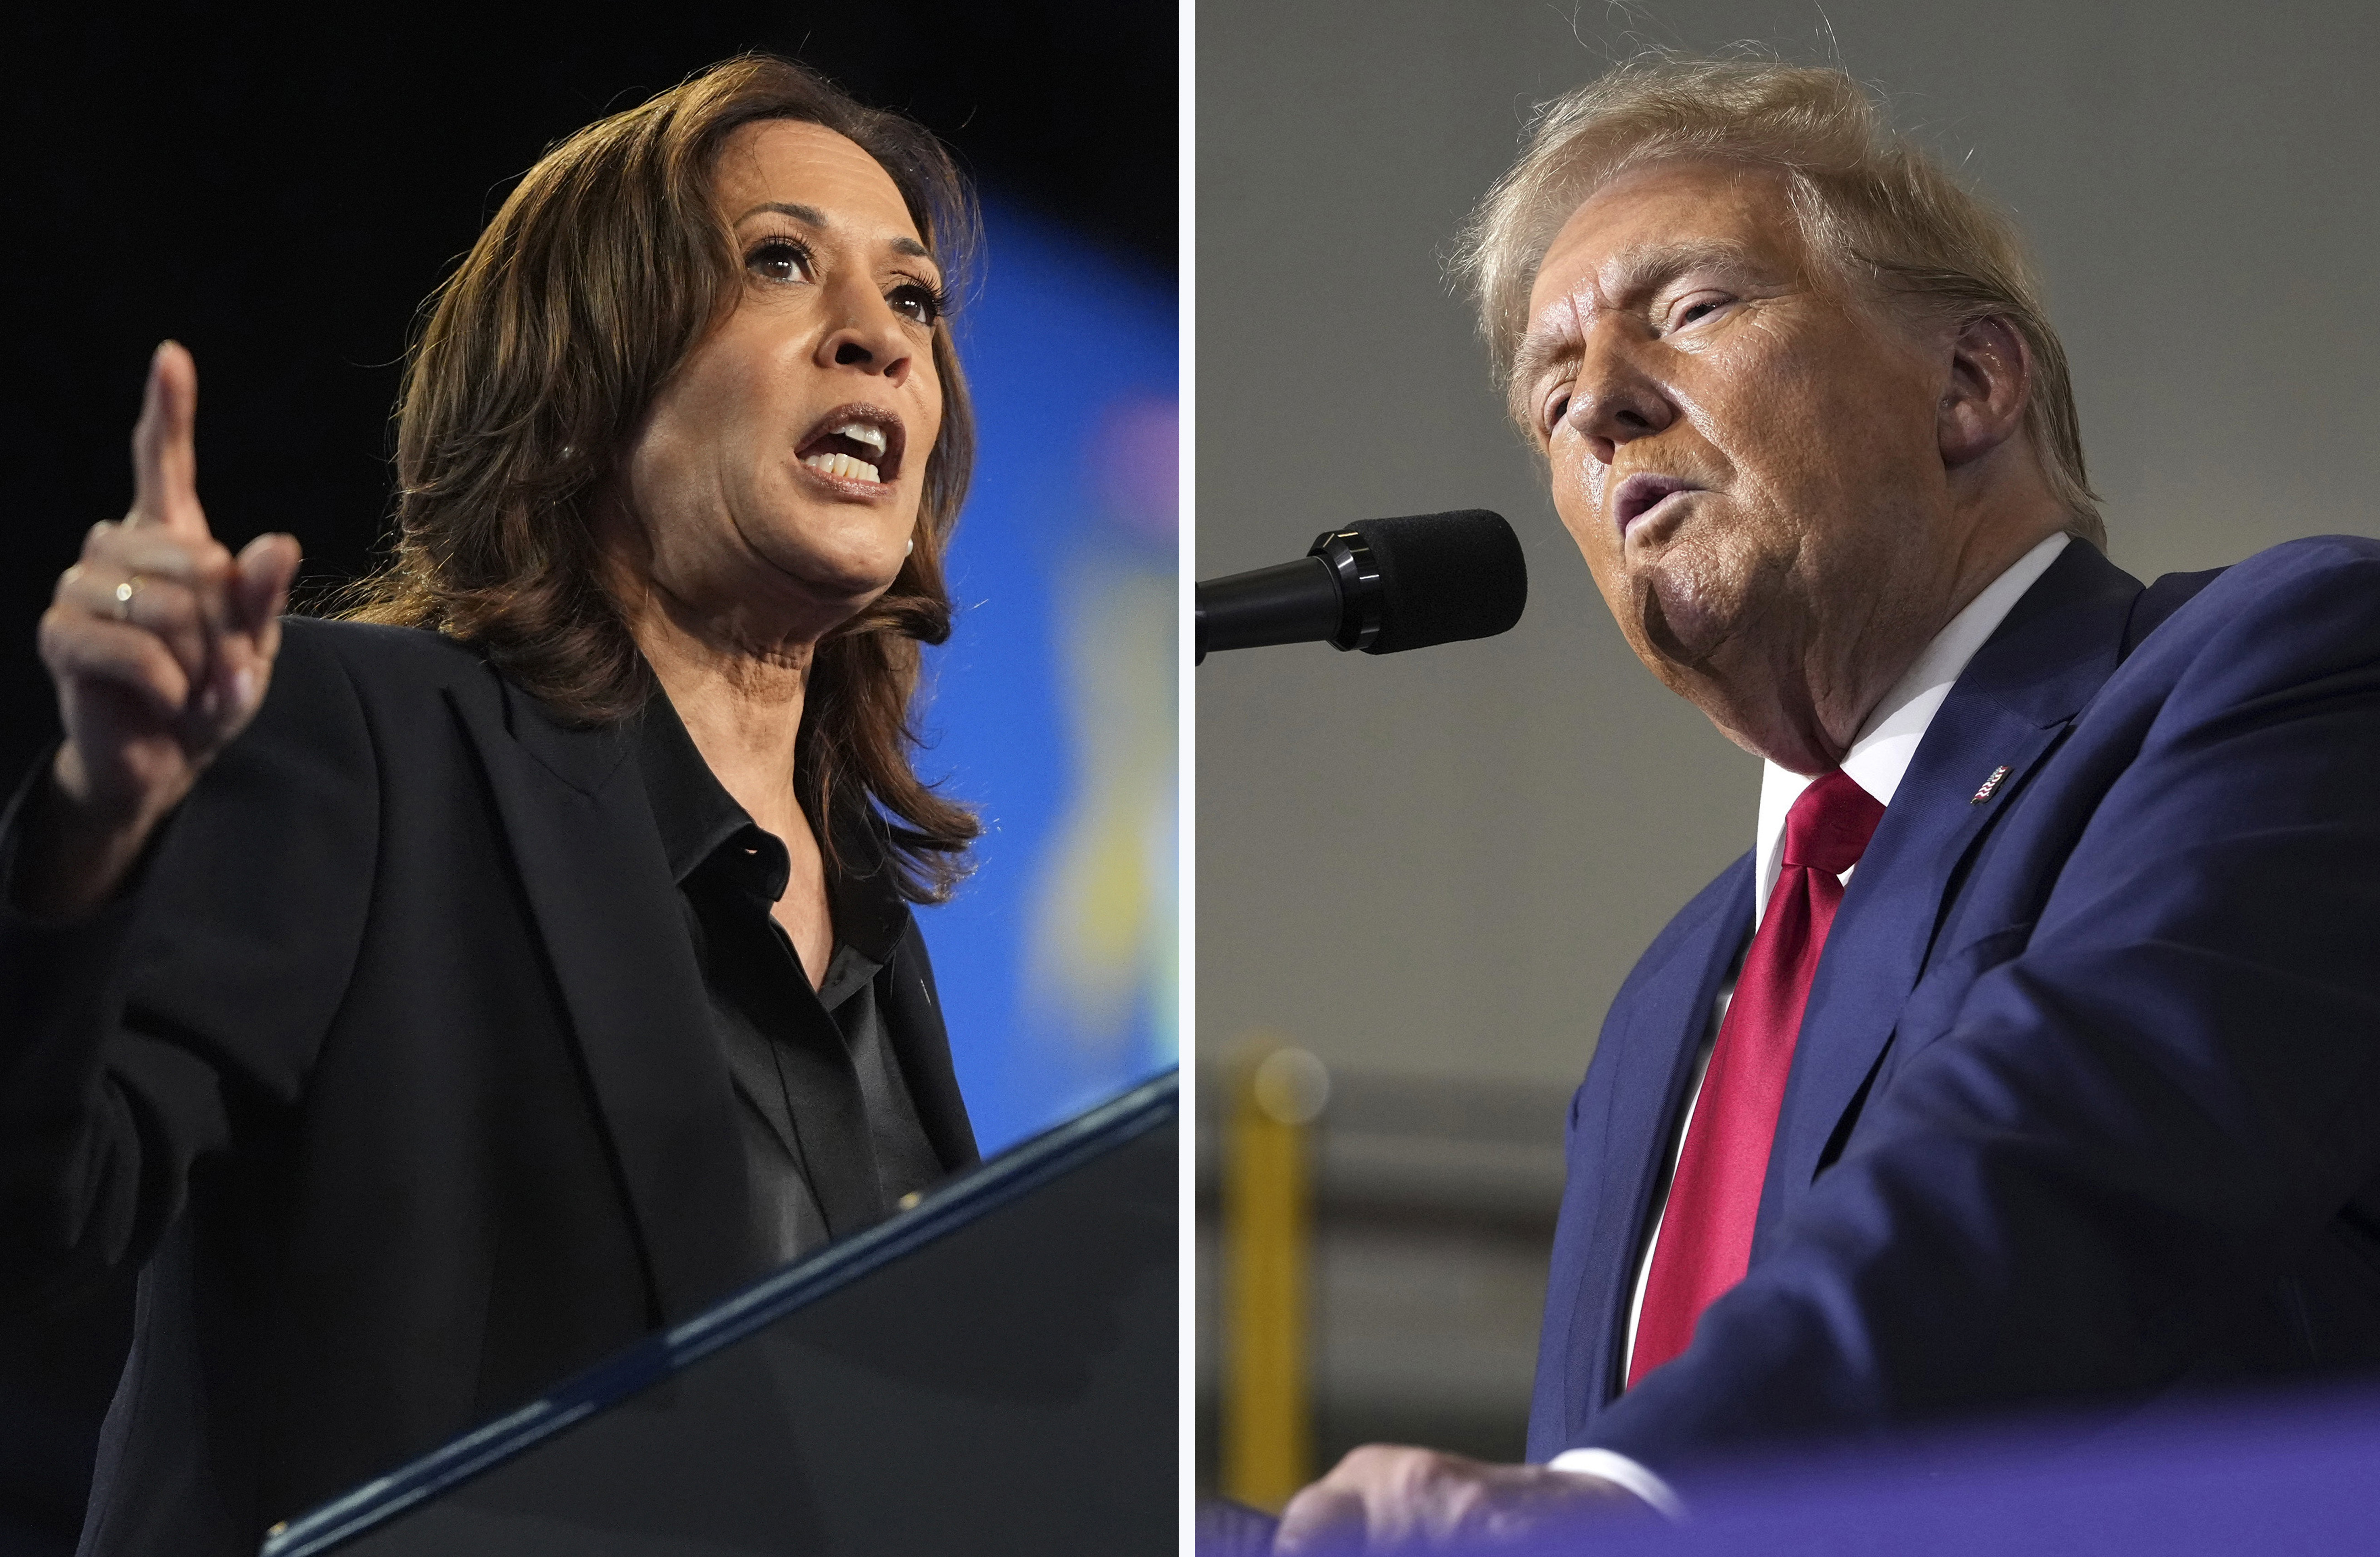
[1194,0,2380,1483]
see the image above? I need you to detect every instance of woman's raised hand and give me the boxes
[27,343,302,916]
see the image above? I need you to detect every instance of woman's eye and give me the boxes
[747,238,811,284]
[888,282,943,326]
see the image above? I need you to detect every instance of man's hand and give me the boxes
[25,342,301,917]
[1273,1446,1649,1554]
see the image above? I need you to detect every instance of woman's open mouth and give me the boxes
[796,406,906,486]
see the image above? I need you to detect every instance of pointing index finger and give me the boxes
[129,341,210,539]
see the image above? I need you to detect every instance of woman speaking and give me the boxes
[5,56,983,1554]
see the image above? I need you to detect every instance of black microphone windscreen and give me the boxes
[1358,511,1528,654]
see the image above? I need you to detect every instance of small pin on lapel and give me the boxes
[1970,764,2013,805]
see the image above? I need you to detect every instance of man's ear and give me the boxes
[1938,314,2031,469]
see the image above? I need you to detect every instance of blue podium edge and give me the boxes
[261,1068,1179,1557]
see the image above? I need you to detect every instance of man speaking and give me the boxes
[1275,57,2380,1551]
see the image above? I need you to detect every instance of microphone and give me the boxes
[1195,510,1527,663]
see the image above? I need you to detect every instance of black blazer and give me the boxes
[0,618,978,1555]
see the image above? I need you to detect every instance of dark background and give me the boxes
[1,5,1174,1549]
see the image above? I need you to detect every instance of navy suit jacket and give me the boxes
[1528,536,2380,1479]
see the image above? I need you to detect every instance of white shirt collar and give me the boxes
[1751,533,2070,925]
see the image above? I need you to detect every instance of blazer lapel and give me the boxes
[879,917,980,1171]
[1756,542,2147,1241]
[1575,857,1752,1408]
[447,671,752,1322]
[825,813,978,1173]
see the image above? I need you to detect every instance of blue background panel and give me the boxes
[917,205,1179,1154]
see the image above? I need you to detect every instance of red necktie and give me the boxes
[1628,768,1885,1387]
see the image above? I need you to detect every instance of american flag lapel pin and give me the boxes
[1970,764,2013,805]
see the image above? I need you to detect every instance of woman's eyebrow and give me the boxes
[732,200,934,261]
[734,199,827,228]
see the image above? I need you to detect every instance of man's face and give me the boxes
[1518,159,1961,770]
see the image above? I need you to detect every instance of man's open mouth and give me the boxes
[1612,472,1701,536]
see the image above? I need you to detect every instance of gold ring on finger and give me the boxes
[113,575,144,622]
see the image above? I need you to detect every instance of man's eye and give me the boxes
[1544,393,1572,435]
[1674,295,1730,329]
[888,281,944,326]
[747,238,811,284]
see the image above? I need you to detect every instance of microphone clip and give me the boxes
[1307,528,1385,652]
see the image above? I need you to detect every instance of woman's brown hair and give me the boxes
[337,54,981,901]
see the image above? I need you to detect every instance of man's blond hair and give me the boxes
[1452,57,2103,545]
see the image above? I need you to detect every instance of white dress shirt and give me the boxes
[1548,534,2070,1511]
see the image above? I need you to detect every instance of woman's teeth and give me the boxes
[833,420,889,457]
[804,451,882,483]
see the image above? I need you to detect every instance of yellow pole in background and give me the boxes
[1223,1041,1330,1512]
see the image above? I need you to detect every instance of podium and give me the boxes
[262,1072,1177,1557]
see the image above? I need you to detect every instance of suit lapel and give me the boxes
[826,814,978,1173]
[879,918,980,1171]
[1756,542,2147,1242]
[1577,857,1752,1407]
[448,671,752,1322]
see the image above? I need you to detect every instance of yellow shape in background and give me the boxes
[1024,553,1179,1059]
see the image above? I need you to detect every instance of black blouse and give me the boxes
[632,694,946,1269]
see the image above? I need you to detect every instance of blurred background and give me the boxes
[1195,0,2380,1509]
[2,5,1174,1550]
